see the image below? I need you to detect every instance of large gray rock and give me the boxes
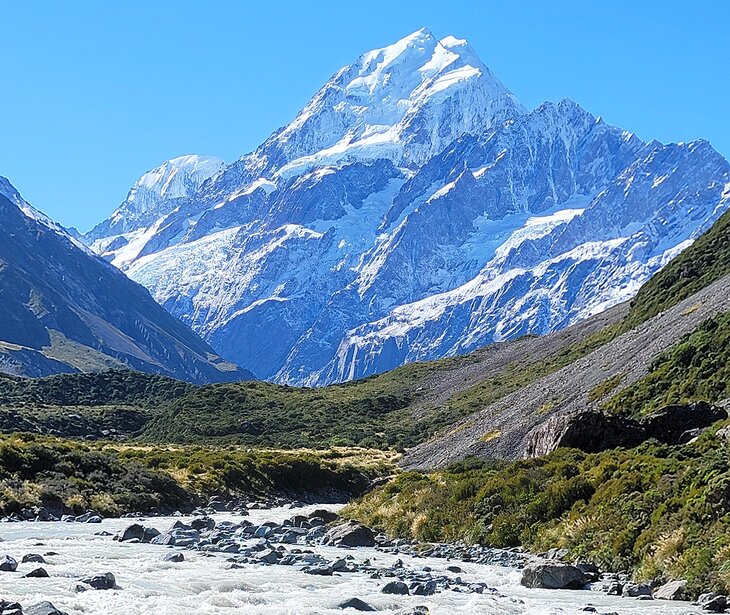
[0,555,18,572]
[697,593,728,612]
[79,572,118,590]
[338,598,376,611]
[381,580,410,595]
[323,521,376,548]
[654,579,688,600]
[25,602,68,615]
[622,582,652,597]
[520,561,587,590]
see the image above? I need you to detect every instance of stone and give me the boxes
[117,523,145,542]
[0,555,18,571]
[79,571,118,590]
[338,598,376,611]
[163,552,185,562]
[697,593,728,612]
[381,580,410,595]
[520,562,587,590]
[622,582,652,597]
[324,522,376,548]
[25,602,68,615]
[257,549,281,564]
[24,566,50,577]
[190,517,215,531]
[309,509,339,523]
[654,579,688,600]
[22,553,46,563]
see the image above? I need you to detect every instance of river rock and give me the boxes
[0,555,18,571]
[520,562,587,590]
[0,600,23,615]
[190,516,215,531]
[324,521,376,548]
[79,571,118,590]
[654,579,688,600]
[25,602,68,615]
[163,552,185,563]
[622,582,652,597]
[697,593,728,612]
[24,566,49,577]
[338,597,376,611]
[382,580,410,595]
[117,523,145,542]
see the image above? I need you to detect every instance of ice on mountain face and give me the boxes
[85,155,225,248]
[86,30,730,385]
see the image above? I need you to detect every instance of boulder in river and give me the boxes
[324,521,376,548]
[79,571,118,590]
[0,555,18,571]
[696,593,728,612]
[382,580,410,595]
[520,561,587,590]
[163,552,185,563]
[653,579,688,600]
[23,566,49,577]
[25,602,68,615]
[338,597,376,611]
[22,553,47,564]
[622,582,652,597]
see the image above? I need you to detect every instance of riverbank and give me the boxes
[0,505,704,615]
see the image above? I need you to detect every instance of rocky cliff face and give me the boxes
[84,29,730,385]
[0,177,250,383]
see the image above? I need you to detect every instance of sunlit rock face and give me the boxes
[85,29,730,384]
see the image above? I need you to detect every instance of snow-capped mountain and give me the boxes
[85,29,730,385]
[0,175,250,383]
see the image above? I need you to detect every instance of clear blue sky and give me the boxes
[1,0,727,231]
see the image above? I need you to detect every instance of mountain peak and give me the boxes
[266,29,524,178]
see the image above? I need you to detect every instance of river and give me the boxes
[0,504,701,614]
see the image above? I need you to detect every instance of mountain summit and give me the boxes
[84,30,730,385]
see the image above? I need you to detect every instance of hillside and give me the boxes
[0,178,251,383]
[346,209,730,598]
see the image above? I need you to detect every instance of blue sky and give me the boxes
[1,0,727,231]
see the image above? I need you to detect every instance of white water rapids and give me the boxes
[0,504,701,614]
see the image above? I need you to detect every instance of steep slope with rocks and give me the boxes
[85,28,730,385]
[0,177,250,383]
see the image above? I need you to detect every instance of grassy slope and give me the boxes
[622,209,730,329]
[0,434,395,517]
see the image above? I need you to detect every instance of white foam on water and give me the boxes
[0,504,701,614]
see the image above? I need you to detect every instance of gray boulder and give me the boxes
[24,566,49,577]
[0,555,18,571]
[79,571,118,590]
[654,579,688,600]
[338,598,376,611]
[163,552,185,563]
[23,553,47,564]
[25,602,68,615]
[622,582,652,597]
[697,593,728,612]
[324,521,376,547]
[382,580,410,595]
[520,561,587,590]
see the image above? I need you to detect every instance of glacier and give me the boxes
[84,29,730,385]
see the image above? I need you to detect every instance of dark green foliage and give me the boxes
[624,209,730,328]
[605,313,730,416]
[348,432,730,597]
[0,434,388,517]
[0,369,193,407]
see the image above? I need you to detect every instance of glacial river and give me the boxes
[0,504,701,614]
